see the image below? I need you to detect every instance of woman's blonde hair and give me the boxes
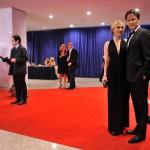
[111,19,125,30]
[59,44,65,51]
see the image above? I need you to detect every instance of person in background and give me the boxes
[49,57,56,66]
[57,44,68,88]
[102,20,129,136]
[65,46,70,83]
[10,35,28,105]
[0,56,16,97]
[44,58,50,66]
[8,84,16,97]
[67,42,78,90]
[125,9,150,143]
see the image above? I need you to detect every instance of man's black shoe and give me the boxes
[67,87,75,90]
[11,100,20,104]
[128,135,145,144]
[67,88,73,90]
[17,100,27,105]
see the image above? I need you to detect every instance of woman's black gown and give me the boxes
[58,52,68,74]
[107,39,129,135]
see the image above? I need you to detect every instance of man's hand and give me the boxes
[68,62,72,66]
[11,58,16,63]
[143,75,146,80]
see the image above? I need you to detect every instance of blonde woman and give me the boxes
[57,44,68,88]
[102,20,129,135]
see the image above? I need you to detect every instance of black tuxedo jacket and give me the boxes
[68,48,78,68]
[9,45,28,75]
[126,27,150,81]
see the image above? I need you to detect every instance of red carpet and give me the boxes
[0,87,150,150]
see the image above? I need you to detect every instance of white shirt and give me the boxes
[15,44,20,49]
[67,48,73,61]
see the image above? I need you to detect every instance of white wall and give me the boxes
[0,7,26,89]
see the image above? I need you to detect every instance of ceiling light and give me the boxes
[86,11,92,16]
[48,15,54,19]
[100,22,105,26]
[134,8,140,12]
[69,24,74,28]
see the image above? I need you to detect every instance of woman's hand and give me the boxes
[102,76,108,88]
[102,76,108,82]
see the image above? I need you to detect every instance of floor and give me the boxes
[27,77,101,89]
[0,77,100,150]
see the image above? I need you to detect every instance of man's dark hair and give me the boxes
[12,35,21,44]
[125,9,140,20]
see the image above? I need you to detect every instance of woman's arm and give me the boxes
[102,41,110,82]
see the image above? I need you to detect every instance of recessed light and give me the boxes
[69,24,74,28]
[48,15,54,19]
[86,11,92,16]
[100,22,105,26]
[135,8,140,12]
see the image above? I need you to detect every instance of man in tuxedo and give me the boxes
[67,42,78,90]
[10,35,28,105]
[125,9,150,143]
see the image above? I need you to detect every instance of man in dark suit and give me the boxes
[10,35,28,105]
[125,9,150,143]
[67,42,78,90]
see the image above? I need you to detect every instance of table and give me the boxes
[28,66,57,80]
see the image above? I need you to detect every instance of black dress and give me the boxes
[107,39,129,135]
[58,52,68,74]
